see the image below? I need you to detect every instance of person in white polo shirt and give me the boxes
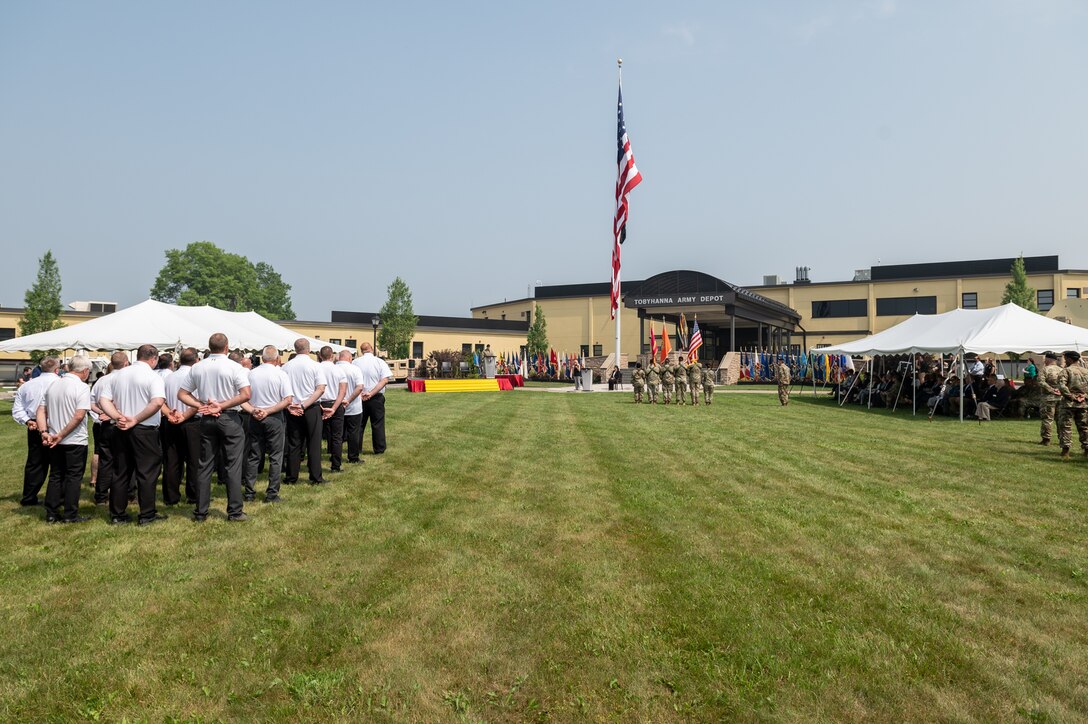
[178,333,252,522]
[337,349,365,464]
[318,346,348,472]
[98,344,167,526]
[11,356,60,507]
[35,355,93,523]
[242,345,293,503]
[161,347,201,506]
[282,339,327,484]
[89,351,129,506]
[353,342,394,454]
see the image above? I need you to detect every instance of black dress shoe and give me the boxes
[263,496,282,504]
[243,494,256,502]
[347,459,361,464]
[109,515,132,525]
[45,515,61,524]
[191,514,206,523]
[138,513,168,527]
[309,478,327,485]
[21,499,40,507]
[283,477,298,485]
[330,467,342,473]
[61,515,91,524]
[227,513,249,522]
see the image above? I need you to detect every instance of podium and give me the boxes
[482,355,497,378]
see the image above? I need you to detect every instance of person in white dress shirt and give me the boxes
[353,342,394,454]
[12,356,60,506]
[337,350,365,464]
[98,344,167,526]
[178,333,252,522]
[282,339,327,484]
[318,346,348,472]
[36,355,92,523]
[241,345,294,502]
[161,347,200,506]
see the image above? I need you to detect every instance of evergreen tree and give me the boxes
[20,250,65,338]
[526,303,548,356]
[1000,255,1037,312]
[377,277,418,358]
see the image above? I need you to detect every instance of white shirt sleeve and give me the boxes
[11,386,31,425]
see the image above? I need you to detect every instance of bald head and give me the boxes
[294,338,310,355]
[338,350,354,362]
[360,342,374,354]
[262,345,281,363]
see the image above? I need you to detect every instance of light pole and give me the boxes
[371,315,379,350]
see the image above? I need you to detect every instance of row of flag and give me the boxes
[486,350,588,379]
[647,316,703,364]
[737,351,854,384]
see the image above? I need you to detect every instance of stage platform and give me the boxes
[406,378,514,393]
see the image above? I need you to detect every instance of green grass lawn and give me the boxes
[1,391,1086,721]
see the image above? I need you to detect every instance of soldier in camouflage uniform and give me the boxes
[686,360,701,406]
[661,361,674,405]
[776,359,791,406]
[646,361,662,404]
[631,363,646,404]
[673,360,687,405]
[1036,352,1063,445]
[702,364,715,405]
[1056,350,1088,460]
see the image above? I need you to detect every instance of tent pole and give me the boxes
[912,353,917,416]
[867,358,874,409]
[839,363,862,407]
[959,349,965,422]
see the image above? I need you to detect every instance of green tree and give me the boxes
[150,241,295,320]
[526,303,548,356]
[377,276,418,359]
[1000,255,1037,312]
[20,250,65,339]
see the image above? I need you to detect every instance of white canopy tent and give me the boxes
[818,304,1088,420]
[0,299,350,354]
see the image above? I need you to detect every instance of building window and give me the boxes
[592,344,603,356]
[961,292,977,310]
[329,338,341,346]
[1037,289,1054,311]
[811,299,867,318]
[412,341,423,358]
[462,343,472,355]
[0,327,15,341]
[501,313,506,320]
[345,339,357,349]
[580,344,589,357]
[1068,288,1082,299]
[876,296,937,316]
[475,343,485,354]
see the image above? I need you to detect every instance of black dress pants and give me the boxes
[92,421,116,504]
[110,425,161,522]
[44,444,87,520]
[361,393,387,454]
[21,427,50,505]
[162,419,200,505]
[244,412,285,498]
[344,412,363,462]
[285,405,324,483]
[322,402,345,471]
[195,412,245,518]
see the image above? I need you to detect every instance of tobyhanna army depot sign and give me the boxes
[625,293,730,307]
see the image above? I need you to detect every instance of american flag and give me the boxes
[687,319,703,362]
[610,83,643,320]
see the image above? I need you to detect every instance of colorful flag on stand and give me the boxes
[660,320,671,363]
[610,82,643,320]
[649,320,658,363]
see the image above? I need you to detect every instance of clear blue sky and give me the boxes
[2,1,1086,320]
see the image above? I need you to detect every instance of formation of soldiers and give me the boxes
[1035,350,1088,460]
[631,359,715,406]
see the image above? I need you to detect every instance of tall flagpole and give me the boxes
[615,58,623,369]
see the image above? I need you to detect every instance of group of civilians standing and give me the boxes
[11,335,392,525]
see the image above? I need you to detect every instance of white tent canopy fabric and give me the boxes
[819,304,1088,356]
[0,299,350,354]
